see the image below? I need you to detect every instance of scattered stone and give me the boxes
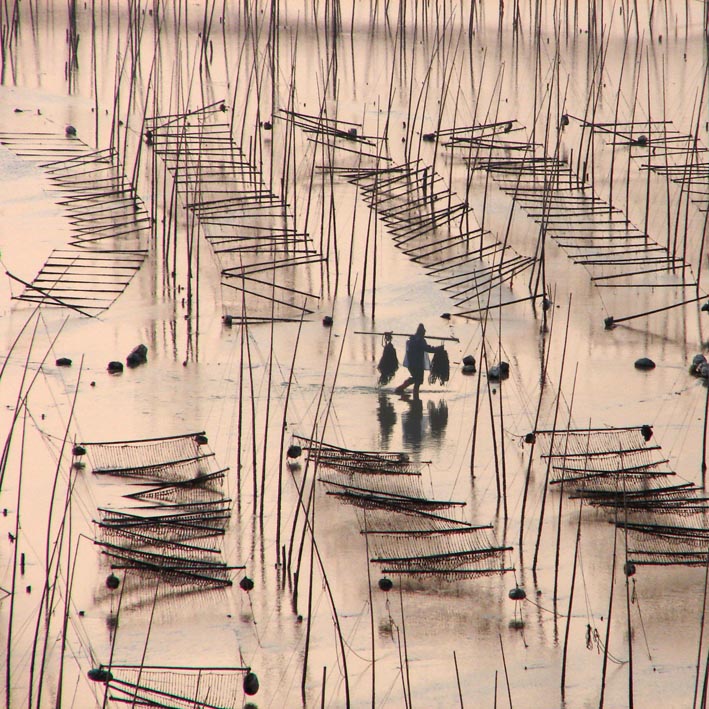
[126,344,148,367]
[488,361,510,381]
[634,357,655,370]
[462,355,476,374]
[691,354,708,376]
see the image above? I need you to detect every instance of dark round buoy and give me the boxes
[56,357,72,367]
[105,573,120,590]
[634,357,656,370]
[223,314,233,326]
[462,355,476,367]
[262,120,272,130]
[560,114,570,127]
[641,424,653,442]
[633,134,648,147]
[107,361,123,373]
[145,129,154,145]
[378,577,393,592]
[524,432,536,444]
[87,667,113,683]
[322,315,333,327]
[462,364,476,374]
[504,121,513,133]
[194,434,209,445]
[624,562,636,577]
[422,132,436,142]
[508,586,526,601]
[239,576,254,592]
[287,444,302,459]
[604,316,615,330]
[701,301,709,313]
[243,671,260,696]
[542,297,553,311]
[65,124,77,137]
[440,312,451,320]
[72,445,86,456]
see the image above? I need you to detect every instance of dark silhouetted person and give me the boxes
[394,323,440,399]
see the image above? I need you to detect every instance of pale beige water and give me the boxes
[0,2,708,707]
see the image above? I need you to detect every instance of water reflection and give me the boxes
[376,393,397,446]
[427,399,448,443]
[402,397,424,450]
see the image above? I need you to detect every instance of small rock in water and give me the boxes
[691,354,708,376]
[634,357,655,370]
[126,344,148,368]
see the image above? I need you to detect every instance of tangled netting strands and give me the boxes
[103,665,250,709]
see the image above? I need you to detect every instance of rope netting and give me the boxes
[295,435,421,475]
[105,665,249,708]
[83,433,212,477]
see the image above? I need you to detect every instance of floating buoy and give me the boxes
[239,576,254,592]
[640,424,653,442]
[243,671,260,696]
[633,135,648,147]
[105,573,120,590]
[560,114,570,127]
[87,667,113,683]
[508,587,526,601]
[287,444,302,459]
[604,316,615,330]
[262,120,272,130]
[107,361,123,373]
[701,301,709,313]
[440,312,451,320]
[378,577,393,592]
[624,562,636,577]
[634,357,656,370]
[56,357,72,367]
[65,125,77,137]
[322,315,333,327]
[422,132,436,142]
[542,297,553,311]
[524,432,536,444]
[72,445,86,456]
[194,434,209,445]
[223,314,233,326]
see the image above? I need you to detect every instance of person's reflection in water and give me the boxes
[401,397,424,451]
[427,399,448,444]
[377,393,397,447]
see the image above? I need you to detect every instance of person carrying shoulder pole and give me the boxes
[394,323,442,399]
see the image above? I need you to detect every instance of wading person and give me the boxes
[394,323,441,399]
